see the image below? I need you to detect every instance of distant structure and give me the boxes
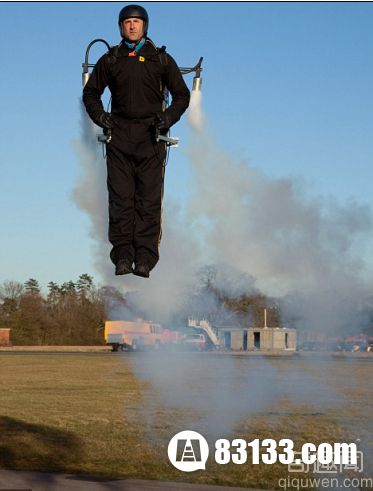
[190,310,297,352]
[217,325,297,351]
[0,328,11,346]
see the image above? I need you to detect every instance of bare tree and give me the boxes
[0,280,24,302]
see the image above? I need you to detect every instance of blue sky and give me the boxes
[1,2,373,290]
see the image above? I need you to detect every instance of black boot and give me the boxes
[133,262,150,278]
[115,258,133,276]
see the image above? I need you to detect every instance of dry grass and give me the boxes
[0,353,371,489]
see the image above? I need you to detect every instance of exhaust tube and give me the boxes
[192,76,202,92]
[82,71,90,88]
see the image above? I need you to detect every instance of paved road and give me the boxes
[0,470,261,491]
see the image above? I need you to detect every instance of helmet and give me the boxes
[118,5,149,36]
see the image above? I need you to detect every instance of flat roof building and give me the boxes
[215,310,297,352]
[216,326,296,352]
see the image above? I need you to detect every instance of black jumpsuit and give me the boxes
[83,39,190,270]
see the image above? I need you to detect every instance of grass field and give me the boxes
[0,353,372,489]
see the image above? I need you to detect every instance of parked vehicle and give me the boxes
[104,320,179,352]
[367,338,373,352]
[182,333,206,351]
[337,338,368,352]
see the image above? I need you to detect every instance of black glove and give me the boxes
[98,112,116,130]
[154,113,171,132]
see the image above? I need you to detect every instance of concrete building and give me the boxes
[216,326,297,351]
[188,314,297,352]
[215,310,297,351]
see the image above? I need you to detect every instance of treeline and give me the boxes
[0,270,284,346]
[0,275,127,345]
[2,268,371,345]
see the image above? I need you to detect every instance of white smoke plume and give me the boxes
[73,90,373,332]
[71,105,111,279]
[187,107,372,301]
[128,350,348,440]
[197,96,373,335]
[73,89,373,472]
[188,89,204,131]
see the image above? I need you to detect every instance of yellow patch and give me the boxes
[139,56,145,62]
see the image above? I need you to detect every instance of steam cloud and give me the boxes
[73,93,373,460]
[186,92,373,333]
[72,109,111,278]
[73,91,373,332]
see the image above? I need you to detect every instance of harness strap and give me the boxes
[107,40,168,65]
[106,41,169,107]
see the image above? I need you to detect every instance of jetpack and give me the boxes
[82,39,203,147]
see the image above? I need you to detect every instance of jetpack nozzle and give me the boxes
[192,57,203,92]
[192,75,202,92]
[82,68,90,88]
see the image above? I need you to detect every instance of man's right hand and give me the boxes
[153,113,171,132]
[98,112,116,129]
